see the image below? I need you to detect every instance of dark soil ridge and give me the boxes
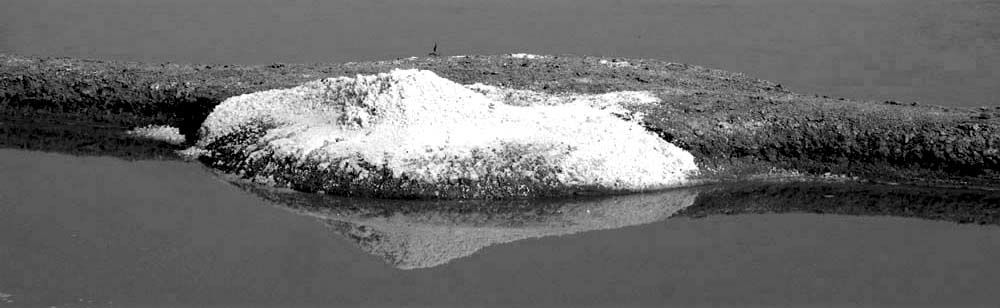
[2,53,998,189]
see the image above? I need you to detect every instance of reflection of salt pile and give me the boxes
[230,177,702,270]
[318,188,698,269]
[194,69,697,199]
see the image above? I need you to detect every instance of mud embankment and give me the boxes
[2,53,998,188]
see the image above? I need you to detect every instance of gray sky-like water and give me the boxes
[2,0,998,107]
[2,149,999,307]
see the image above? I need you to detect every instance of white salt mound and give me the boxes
[464,83,658,122]
[509,53,546,59]
[195,69,698,198]
[599,59,632,68]
[126,125,185,145]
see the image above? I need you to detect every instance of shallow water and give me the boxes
[2,0,998,107]
[2,149,999,307]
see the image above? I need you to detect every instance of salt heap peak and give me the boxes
[195,69,698,199]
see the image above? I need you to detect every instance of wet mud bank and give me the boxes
[2,53,999,188]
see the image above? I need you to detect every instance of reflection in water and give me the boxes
[6,149,1000,306]
[319,191,698,270]
[674,182,1000,225]
[231,176,698,269]
[228,175,1000,269]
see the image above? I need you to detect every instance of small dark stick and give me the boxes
[429,42,439,57]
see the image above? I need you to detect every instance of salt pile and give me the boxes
[509,53,547,59]
[126,125,185,145]
[465,83,658,122]
[194,69,698,199]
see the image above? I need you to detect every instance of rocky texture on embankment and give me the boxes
[2,53,998,190]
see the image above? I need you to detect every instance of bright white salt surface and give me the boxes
[196,69,697,195]
[509,53,546,59]
[599,59,632,68]
[126,125,185,145]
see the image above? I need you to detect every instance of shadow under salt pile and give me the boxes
[189,69,698,199]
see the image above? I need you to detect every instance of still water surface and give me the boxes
[3,1,1000,306]
[2,0,998,107]
[2,149,999,307]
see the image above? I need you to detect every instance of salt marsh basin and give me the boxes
[4,0,1000,305]
[2,148,999,307]
[2,52,998,306]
